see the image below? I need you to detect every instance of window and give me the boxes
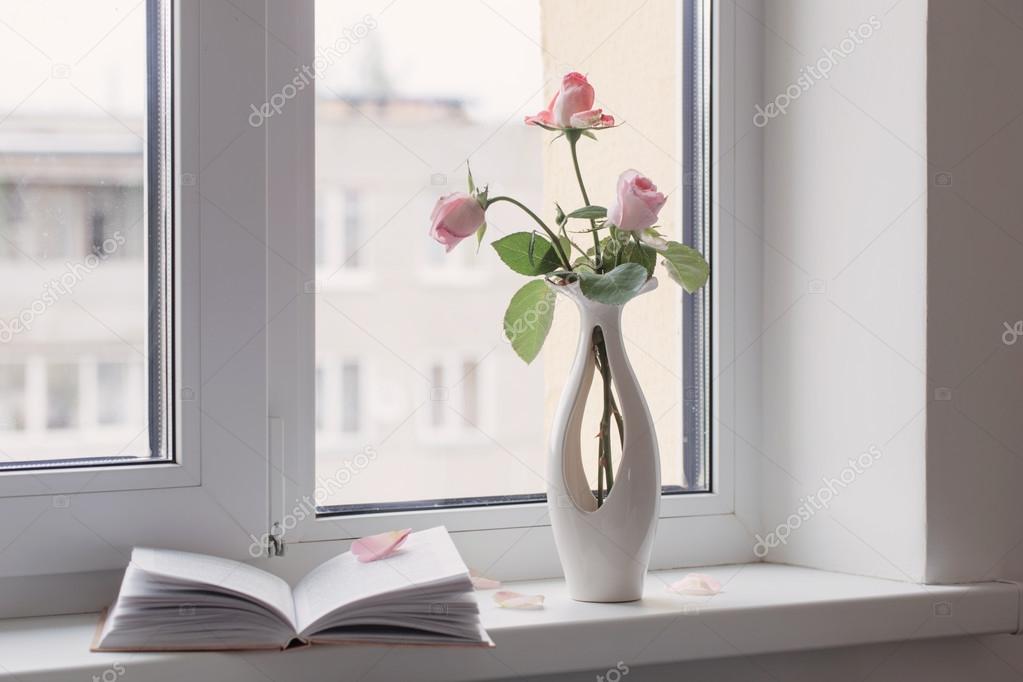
[96,360,133,426]
[316,358,364,439]
[312,0,713,514]
[44,362,79,430]
[0,0,169,468]
[315,186,369,284]
[0,0,278,588]
[0,364,26,432]
[0,0,732,603]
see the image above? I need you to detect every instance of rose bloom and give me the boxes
[429,193,485,252]
[525,72,614,129]
[607,170,667,232]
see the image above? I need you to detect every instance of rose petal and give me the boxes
[351,528,411,563]
[493,590,545,609]
[668,573,722,596]
[470,569,502,590]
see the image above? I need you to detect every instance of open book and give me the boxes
[93,526,492,651]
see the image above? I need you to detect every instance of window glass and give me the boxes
[314,0,705,509]
[0,0,170,467]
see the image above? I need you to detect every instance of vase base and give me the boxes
[566,584,644,603]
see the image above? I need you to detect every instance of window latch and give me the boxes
[267,521,285,557]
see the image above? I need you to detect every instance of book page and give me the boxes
[131,547,296,629]
[293,526,468,635]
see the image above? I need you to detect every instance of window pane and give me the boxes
[314,0,706,509]
[45,363,79,430]
[96,361,131,426]
[0,0,170,467]
[0,364,26,431]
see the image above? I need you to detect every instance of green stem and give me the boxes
[567,133,601,269]
[592,328,615,505]
[486,195,572,270]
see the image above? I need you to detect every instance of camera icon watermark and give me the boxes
[934,172,953,187]
[934,387,952,401]
[51,63,71,79]
[1002,321,1023,346]
[52,495,70,509]
[430,172,448,186]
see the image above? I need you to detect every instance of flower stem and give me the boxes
[592,327,616,506]
[567,133,602,269]
[486,195,572,269]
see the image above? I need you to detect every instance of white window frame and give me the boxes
[0,0,275,589]
[0,0,760,610]
[277,0,753,579]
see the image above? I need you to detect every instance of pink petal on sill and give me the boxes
[470,569,502,590]
[668,573,722,596]
[493,590,545,610]
[351,528,412,563]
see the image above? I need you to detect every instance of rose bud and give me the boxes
[607,169,667,232]
[525,72,614,129]
[429,193,486,252]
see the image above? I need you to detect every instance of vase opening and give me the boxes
[562,323,629,514]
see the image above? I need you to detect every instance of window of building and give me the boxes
[45,363,79,430]
[0,364,26,432]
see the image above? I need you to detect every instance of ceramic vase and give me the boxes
[546,277,660,602]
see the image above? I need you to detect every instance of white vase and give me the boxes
[546,276,661,602]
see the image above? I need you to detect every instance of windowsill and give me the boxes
[0,563,1016,681]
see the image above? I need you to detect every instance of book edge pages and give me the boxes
[90,608,297,653]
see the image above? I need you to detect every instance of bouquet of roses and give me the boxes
[429,72,709,504]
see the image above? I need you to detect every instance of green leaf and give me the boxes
[661,241,709,293]
[466,161,475,194]
[572,257,596,273]
[474,220,487,252]
[578,263,649,305]
[555,203,566,226]
[567,205,608,220]
[491,232,562,275]
[621,240,657,276]
[580,129,598,141]
[503,280,557,364]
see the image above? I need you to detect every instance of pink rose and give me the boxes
[430,193,485,252]
[607,169,667,232]
[569,108,615,129]
[525,72,614,129]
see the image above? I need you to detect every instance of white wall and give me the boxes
[759,0,929,580]
[924,0,1023,584]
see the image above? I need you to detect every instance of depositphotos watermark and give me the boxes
[0,232,125,343]
[753,445,882,558]
[248,15,378,127]
[596,661,630,682]
[92,661,126,682]
[753,15,882,128]
[247,446,378,557]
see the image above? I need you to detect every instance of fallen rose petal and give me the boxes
[668,573,722,596]
[470,569,502,590]
[351,528,411,563]
[493,590,545,609]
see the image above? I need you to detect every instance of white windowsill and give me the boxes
[0,563,1016,681]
